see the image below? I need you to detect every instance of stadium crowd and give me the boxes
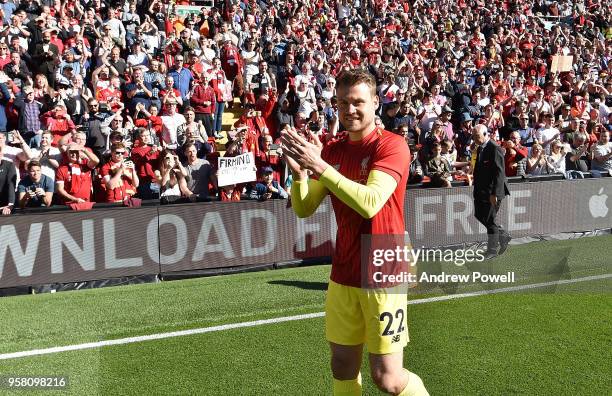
[0,0,611,213]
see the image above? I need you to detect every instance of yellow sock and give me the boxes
[397,370,429,396]
[333,372,362,396]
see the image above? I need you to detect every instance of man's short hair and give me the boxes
[386,101,400,110]
[336,69,377,96]
[183,142,196,153]
[111,142,126,152]
[27,160,41,170]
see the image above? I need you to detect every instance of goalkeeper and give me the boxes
[281,69,429,396]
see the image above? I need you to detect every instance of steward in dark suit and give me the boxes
[472,124,511,257]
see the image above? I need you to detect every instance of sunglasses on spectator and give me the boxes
[113,151,126,155]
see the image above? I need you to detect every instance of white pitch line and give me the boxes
[0,273,610,361]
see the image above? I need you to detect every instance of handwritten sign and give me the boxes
[551,55,573,74]
[217,152,257,187]
[175,5,209,18]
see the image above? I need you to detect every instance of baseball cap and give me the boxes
[261,166,274,174]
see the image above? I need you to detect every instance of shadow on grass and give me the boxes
[268,280,328,291]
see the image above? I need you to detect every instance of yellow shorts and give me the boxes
[325,280,409,354]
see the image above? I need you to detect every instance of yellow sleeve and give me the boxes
[291,177,329,218]
[318,167,398,219]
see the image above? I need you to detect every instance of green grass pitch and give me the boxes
[0,235,610,395]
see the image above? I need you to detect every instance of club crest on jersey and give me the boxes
[360,156,370,177]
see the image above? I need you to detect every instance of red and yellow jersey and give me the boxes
[321,128,411,287]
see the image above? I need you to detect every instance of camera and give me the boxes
[309,122,321,132]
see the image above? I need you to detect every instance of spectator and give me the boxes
[591,130,612,175]
[565,134,590,179]
[441,139,469,177]
[125,67,153,112]
[0,133,17,215]
[99,142,139,203]
[159,74,183,110]
[32,73,53,104]
[389,101,416,134]
[143,58,164,109]
[64,76,89,127]
[178,28,199,61]
[515,114,536,147]
[526,143,549,176]
[218,184,242,201]
[529,89,553,120]
[102,113,130,153]
[55,143,99,204]
[29,131,61,182]
[155,149,190,205]
[3,51,31,89]
[131,128,160,200]
[82,98,113,159]
[425,142,452,188]
[437,106,454,141]
[13,85,42,147]
[0,129,33,177]
[160,99,186,149]
[241,39,261,102]
[209,57,227,135]
[17,160,53,208]
[177,107,212,159]
[57,48,81,82]
[454,113,475,159]
[182,142,214,201]
[219,35,242,98]
[189,73,217,138]
[122,2,140,46]
[256,134,282,182]
[167,54,193,108]
[546,140,568,175]
[535,113,561,154]
[250,60,276,98]
[126,41,149,69]
[250,166,288,200]
[408,142,424,184]
[32,28,60,88]
[96,75,123,113]
[503,134,527,178]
